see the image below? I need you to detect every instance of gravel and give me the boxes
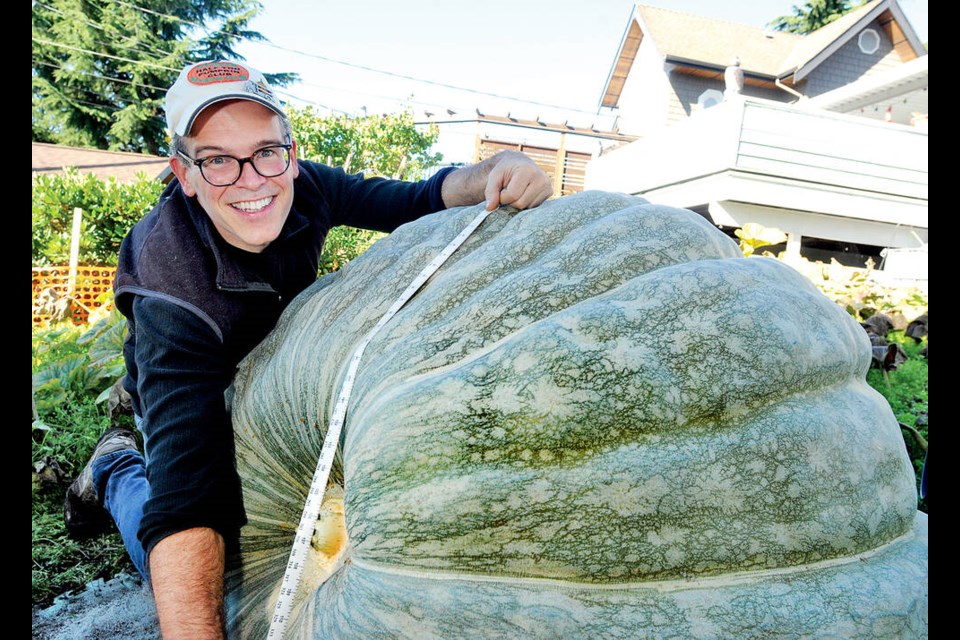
[32,573,160,640]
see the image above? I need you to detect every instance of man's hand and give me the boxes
[441,150,553,211]
[481,151,553,211]
[150,527,227,639]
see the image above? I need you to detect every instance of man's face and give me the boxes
[170,100,300,253]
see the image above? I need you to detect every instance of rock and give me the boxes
[861,313,894,338]
[33,455,68,487]
[872,343,908,371]
[905,313,928,342]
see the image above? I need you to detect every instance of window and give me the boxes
[697,89,724,111]
[858,29,880,54]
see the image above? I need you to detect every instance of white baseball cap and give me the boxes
[165,60,286,137]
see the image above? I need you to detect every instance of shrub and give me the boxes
[32,169,165,267]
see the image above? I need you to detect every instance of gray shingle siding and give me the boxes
[803,19,903,98]
[668,72,714,122]
[666,70,790,125]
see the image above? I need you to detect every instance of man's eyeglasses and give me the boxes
[177,144,293,187]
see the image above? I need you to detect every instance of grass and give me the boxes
[32,317,136,608]
[32,402,136,607]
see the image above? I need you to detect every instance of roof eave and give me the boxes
[793,0,924,82]
[665,56,780,89]
[599,5,646,110]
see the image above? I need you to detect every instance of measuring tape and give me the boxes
[267,205,496,638]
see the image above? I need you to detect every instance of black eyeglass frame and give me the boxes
[176,143,294,187]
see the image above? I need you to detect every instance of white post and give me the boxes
[784,232,803,265]
[67,207,82,298]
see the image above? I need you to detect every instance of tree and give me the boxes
[32,0,298,155]
[287,105,445,274]
[768,0,868,34]
[288,105,443,181]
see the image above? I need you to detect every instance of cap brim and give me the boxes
[174,94,286,137]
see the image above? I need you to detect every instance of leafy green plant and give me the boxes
[288,105,442,180]
[799,257,928,322]
[866,332,928,512]
[33,304,127,414]
[734,223,928,323]
[32,169,164,267]
[287,106,444,276]
[32,487,132,606]
[32,310,134,607]
[319,227,386,275]
[734,222,787,257]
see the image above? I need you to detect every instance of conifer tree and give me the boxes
[32,0,296,155]
[769,0,868,34]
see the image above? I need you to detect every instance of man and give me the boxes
[64,59,552,638]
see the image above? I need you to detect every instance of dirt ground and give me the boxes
[31,572,160,640]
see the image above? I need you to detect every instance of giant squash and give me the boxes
[224,191,927,638]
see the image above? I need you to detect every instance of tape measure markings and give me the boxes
[267,206,495,638]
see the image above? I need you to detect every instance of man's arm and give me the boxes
[129,296,247,638]
[151,527,226,639]
[441,150,553,211]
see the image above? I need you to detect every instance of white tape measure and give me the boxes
[267,206,496,638]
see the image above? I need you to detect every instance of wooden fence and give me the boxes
[476,140,592,198]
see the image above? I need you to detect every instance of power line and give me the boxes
[110,0,204,28]
[249,40,601,116]
[34,1,179,62]
[33,55,336,117]
[32,59,172,94]
[83,0,599,116]
[32,37,181,72]
[35,1,604,119]
[284,77,474,115]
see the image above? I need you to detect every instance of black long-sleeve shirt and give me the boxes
[114,161,455,558]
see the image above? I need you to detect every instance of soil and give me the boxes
[31,572,160,640]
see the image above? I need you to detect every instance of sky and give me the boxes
[232,1,928,162]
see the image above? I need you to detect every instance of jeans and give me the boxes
[91,415,150,582]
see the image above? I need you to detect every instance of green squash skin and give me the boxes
[225,191,926,638]
[303,516,926,639]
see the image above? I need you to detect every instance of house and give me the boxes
[32,142,173,184]
[422,111,633,198]
[585,0,927,288]
[468,112,636,197]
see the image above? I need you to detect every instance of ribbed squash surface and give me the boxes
[225,191,926,639]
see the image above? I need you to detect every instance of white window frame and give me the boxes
[858,29,880,54]
[697,89,724,110]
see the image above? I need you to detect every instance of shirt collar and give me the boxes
[177,183,308,293]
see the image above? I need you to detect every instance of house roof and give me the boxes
[600,0,925,109]
[32,142,172,184]
[780,0,925,80]
[635,4,801,77]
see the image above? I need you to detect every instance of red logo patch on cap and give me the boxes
[187,61,250,85]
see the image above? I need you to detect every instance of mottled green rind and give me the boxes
[301,515,927,639]
[225,191,926,638]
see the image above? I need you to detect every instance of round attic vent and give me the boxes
[697,89,724,111]
[858,28,880,54]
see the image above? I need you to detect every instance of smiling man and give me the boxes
[63,59,551,638]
